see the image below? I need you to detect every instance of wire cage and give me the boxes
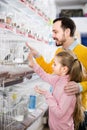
[0,85,27,130]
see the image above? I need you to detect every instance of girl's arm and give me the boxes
[28,53,59,86]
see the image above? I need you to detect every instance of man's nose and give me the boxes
[52,33,55,39]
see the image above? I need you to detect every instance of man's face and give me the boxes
[52,21,66,46]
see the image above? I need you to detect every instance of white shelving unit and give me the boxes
[0,0,56,63]
[0,1,56,130]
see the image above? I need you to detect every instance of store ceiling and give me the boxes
[55,0,87,7]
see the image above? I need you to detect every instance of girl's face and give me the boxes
[52,56,68,76]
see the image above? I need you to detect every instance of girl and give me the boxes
[28,50,85,130]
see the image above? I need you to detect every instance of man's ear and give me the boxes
[65,28,70,36]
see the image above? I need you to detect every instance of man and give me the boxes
[27,17,87,129]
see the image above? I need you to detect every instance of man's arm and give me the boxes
[26,43,63,73]
[36,56,53,73]
[64,80,87,95]
[26,42,54,73]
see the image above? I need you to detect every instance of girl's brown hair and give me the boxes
[56,50,85,130]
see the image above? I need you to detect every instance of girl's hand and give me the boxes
[28,52,35,68]
[34,86,47,95]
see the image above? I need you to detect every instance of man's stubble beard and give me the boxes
[55,34,66,47]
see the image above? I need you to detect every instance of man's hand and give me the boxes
[26,42,39,58]
[64,81,80,95]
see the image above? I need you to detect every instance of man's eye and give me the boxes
[55,31,58,34]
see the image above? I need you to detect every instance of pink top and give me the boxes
[33,64,76,130]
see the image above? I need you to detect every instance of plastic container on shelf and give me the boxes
[28,95,36,111]
[6,16,12,24]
